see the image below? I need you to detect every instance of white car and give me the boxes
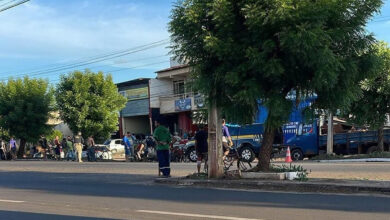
[101,139,125,154]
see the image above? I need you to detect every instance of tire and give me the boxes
[291,148,304,161]
[239,146,255,162]
[187,147,197,162]
[367,146,380,154]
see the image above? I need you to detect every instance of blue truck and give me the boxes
[185,96,390,162]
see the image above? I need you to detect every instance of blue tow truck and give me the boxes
[185,96,390,162]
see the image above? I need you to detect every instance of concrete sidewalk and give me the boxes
[316,158,390,163]
[155,177,390,195]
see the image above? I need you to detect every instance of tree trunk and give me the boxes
[378,126,384,152]
[208,100,223,178]
[17,138,26,159]
[326,112,334,154]
[257,125,276,171]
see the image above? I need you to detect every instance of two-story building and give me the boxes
[150,63,205,136]
[117,78,152,136]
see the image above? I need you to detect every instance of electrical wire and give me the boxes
[0,40,170,80]
[0,0,29,13]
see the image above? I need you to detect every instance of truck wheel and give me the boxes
[291,148,304,161]
[239,146,255,162]
[367,146,380,154]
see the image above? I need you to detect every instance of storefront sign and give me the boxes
[175,98,192,112]
[122,87,149,101]
[194,94,205,108]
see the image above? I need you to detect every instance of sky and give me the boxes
[0,0,390,85]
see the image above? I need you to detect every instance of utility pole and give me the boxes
[208,100,223,178]
[326,112,333,154]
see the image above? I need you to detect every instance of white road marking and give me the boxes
[0,199,25,203]
[136,210,264,220]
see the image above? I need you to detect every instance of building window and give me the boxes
[173,80,185,97]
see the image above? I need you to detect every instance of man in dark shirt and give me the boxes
[195,125,208,174]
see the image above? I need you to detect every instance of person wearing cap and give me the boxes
[153,119,172,177]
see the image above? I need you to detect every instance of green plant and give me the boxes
[55,70,126,139]
[270,164,309,181]
[0,77,54,158]
[169,0,382,171]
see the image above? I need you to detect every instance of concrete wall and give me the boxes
[150,78,172,108]
[122,116,150,135]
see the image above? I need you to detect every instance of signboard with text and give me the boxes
[175,98,192,112]
[121,87,149,101]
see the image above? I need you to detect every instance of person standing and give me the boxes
[39,135,48,160]
[153,119,172,177]
[73,132,84,163]
[9,137,17,160]
[0,139,5,160]
[87,135,96,162]
[66,136,75,161]
[61,137,67,160]
[222,119,232,160]
[195,125,208,174]
[123,132,132,162]
[54,136,61,160]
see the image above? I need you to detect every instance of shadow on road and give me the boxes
[0,171,389,214]
[0,210,116,220]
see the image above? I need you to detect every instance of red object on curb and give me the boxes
[285,146,293,163]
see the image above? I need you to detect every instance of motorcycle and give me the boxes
[170,138,187,162]
[134,136,157,161]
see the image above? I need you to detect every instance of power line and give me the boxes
[47,60,170,84]
[3,40,168,77]
[0,40,170,80]
[0,0,29,13]
[0,39,168,75]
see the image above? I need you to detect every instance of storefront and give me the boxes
[117,78,152,137]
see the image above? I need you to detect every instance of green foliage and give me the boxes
[344,42,390,129]
[55,70,127,139]
[169,0,382,127]
[0,77,54,143]
[169,0,382,170]
[46,129,63,142]
[270,164,309,181]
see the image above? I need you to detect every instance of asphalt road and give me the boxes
[0,161,389,220]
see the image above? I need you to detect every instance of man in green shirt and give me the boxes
[153,119,172,177]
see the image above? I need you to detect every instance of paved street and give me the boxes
[0,161,389,220]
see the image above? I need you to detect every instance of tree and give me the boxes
[169,0,382,172]
[0,77,54,158]
[344,42,390,152]
[55,70,126,140]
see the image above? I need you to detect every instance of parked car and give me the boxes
[101,139,124,154]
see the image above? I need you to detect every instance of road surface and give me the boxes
[0,161,389,220]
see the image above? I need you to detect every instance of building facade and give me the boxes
[150,64,205,136]
[117,78,152,136]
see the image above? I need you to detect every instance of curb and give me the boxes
[155,178,390,195]
[316,158,390,163]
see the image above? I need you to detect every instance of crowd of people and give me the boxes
[0,131,96,163]
[1,120,233,178]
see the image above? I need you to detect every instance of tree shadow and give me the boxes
[0,171,389,214]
